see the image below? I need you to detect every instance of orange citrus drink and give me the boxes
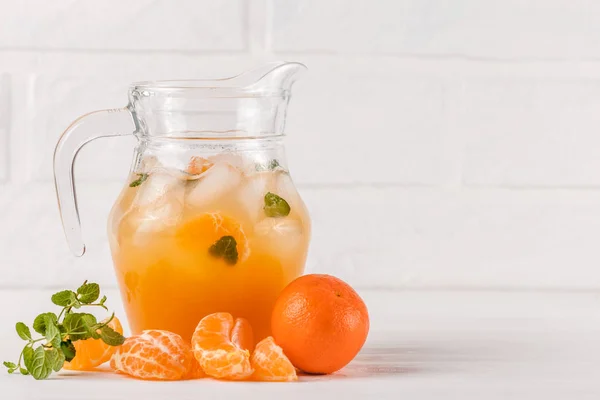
[108,154,311,342]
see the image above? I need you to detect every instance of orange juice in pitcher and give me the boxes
[54,63,311,342]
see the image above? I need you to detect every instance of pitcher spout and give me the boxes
[244,61,307,94]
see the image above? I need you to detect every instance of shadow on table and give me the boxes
[298,347,424,381]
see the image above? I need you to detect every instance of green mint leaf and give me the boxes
[33,313,58,335]
[63,313,92,341]
[263,192,291,217]
[129,173,148,187]
[46,347,65,372]
[255,159,281,172]
[15,323,31,341]
[51,290,76,307]
[99,325,126,346]
[22,346,33,371]
[77,282,100,304]
[26,346,53,380]
[81,313,97,327]
[268,159,280,169]
[8,281,122,379]
[209,235,238,265]
[60,340,76,362]
[83,314,100,338]
[44,319,61,349]
[3,361,16,369]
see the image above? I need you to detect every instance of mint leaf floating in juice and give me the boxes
[264,192,291,218]
[209,235,239,265]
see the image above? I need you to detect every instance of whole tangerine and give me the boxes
[271,274,369,374]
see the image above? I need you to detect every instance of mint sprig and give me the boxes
[3,281,126,380]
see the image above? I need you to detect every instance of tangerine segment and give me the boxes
[183,356,206,380]
[187,156,214,175]
[110,330,193,381]
[176,213,249,264]
[191,313,253,380]
[231,317,254,351]
[251,336,297,382]
[63,316,123,371]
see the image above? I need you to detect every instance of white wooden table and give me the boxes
[1,289,600,399]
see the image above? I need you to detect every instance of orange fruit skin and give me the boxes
[63,316,123,371]
[271,274,369,374]
[191,312,254,380]
[110,330,194,380]
[251,336,297,382]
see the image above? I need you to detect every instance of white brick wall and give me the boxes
[271,0,600,60]
[461,78,600,187]
[1,0,600,290]
[0,0,246,51]
[0,74,8,182]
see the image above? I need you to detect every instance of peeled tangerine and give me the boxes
[109,315,296,382]
[110,330,202,381]
[191,313,254,380]
[192,312,297,382]
[251,336,297,382]
[64,317,124,371]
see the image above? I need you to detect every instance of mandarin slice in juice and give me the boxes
[63,316,123,371]
[110,330,194,380]
[176,212,249,264]
[251,336,297,382]
[191,312,254,380]
[187,156,214,175]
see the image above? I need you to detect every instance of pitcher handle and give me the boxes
[53,107,136,257]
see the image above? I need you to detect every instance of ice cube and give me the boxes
[237,170,304,223]
[138,155,161,174]
[273,171,307,215]
[186,162,243,208]
[122,171,186,245]
[187,156,214,176]
[133,198,184,238]
[237,172,273,223]
[254,217,305,255]
[271,171,295,197]
[135,171,184,207]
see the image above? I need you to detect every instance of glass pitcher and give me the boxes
[53,62,311,342]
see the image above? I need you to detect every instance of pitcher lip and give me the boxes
[130,79,264,90]
[129,80,286,98]
[129,61,307,97]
